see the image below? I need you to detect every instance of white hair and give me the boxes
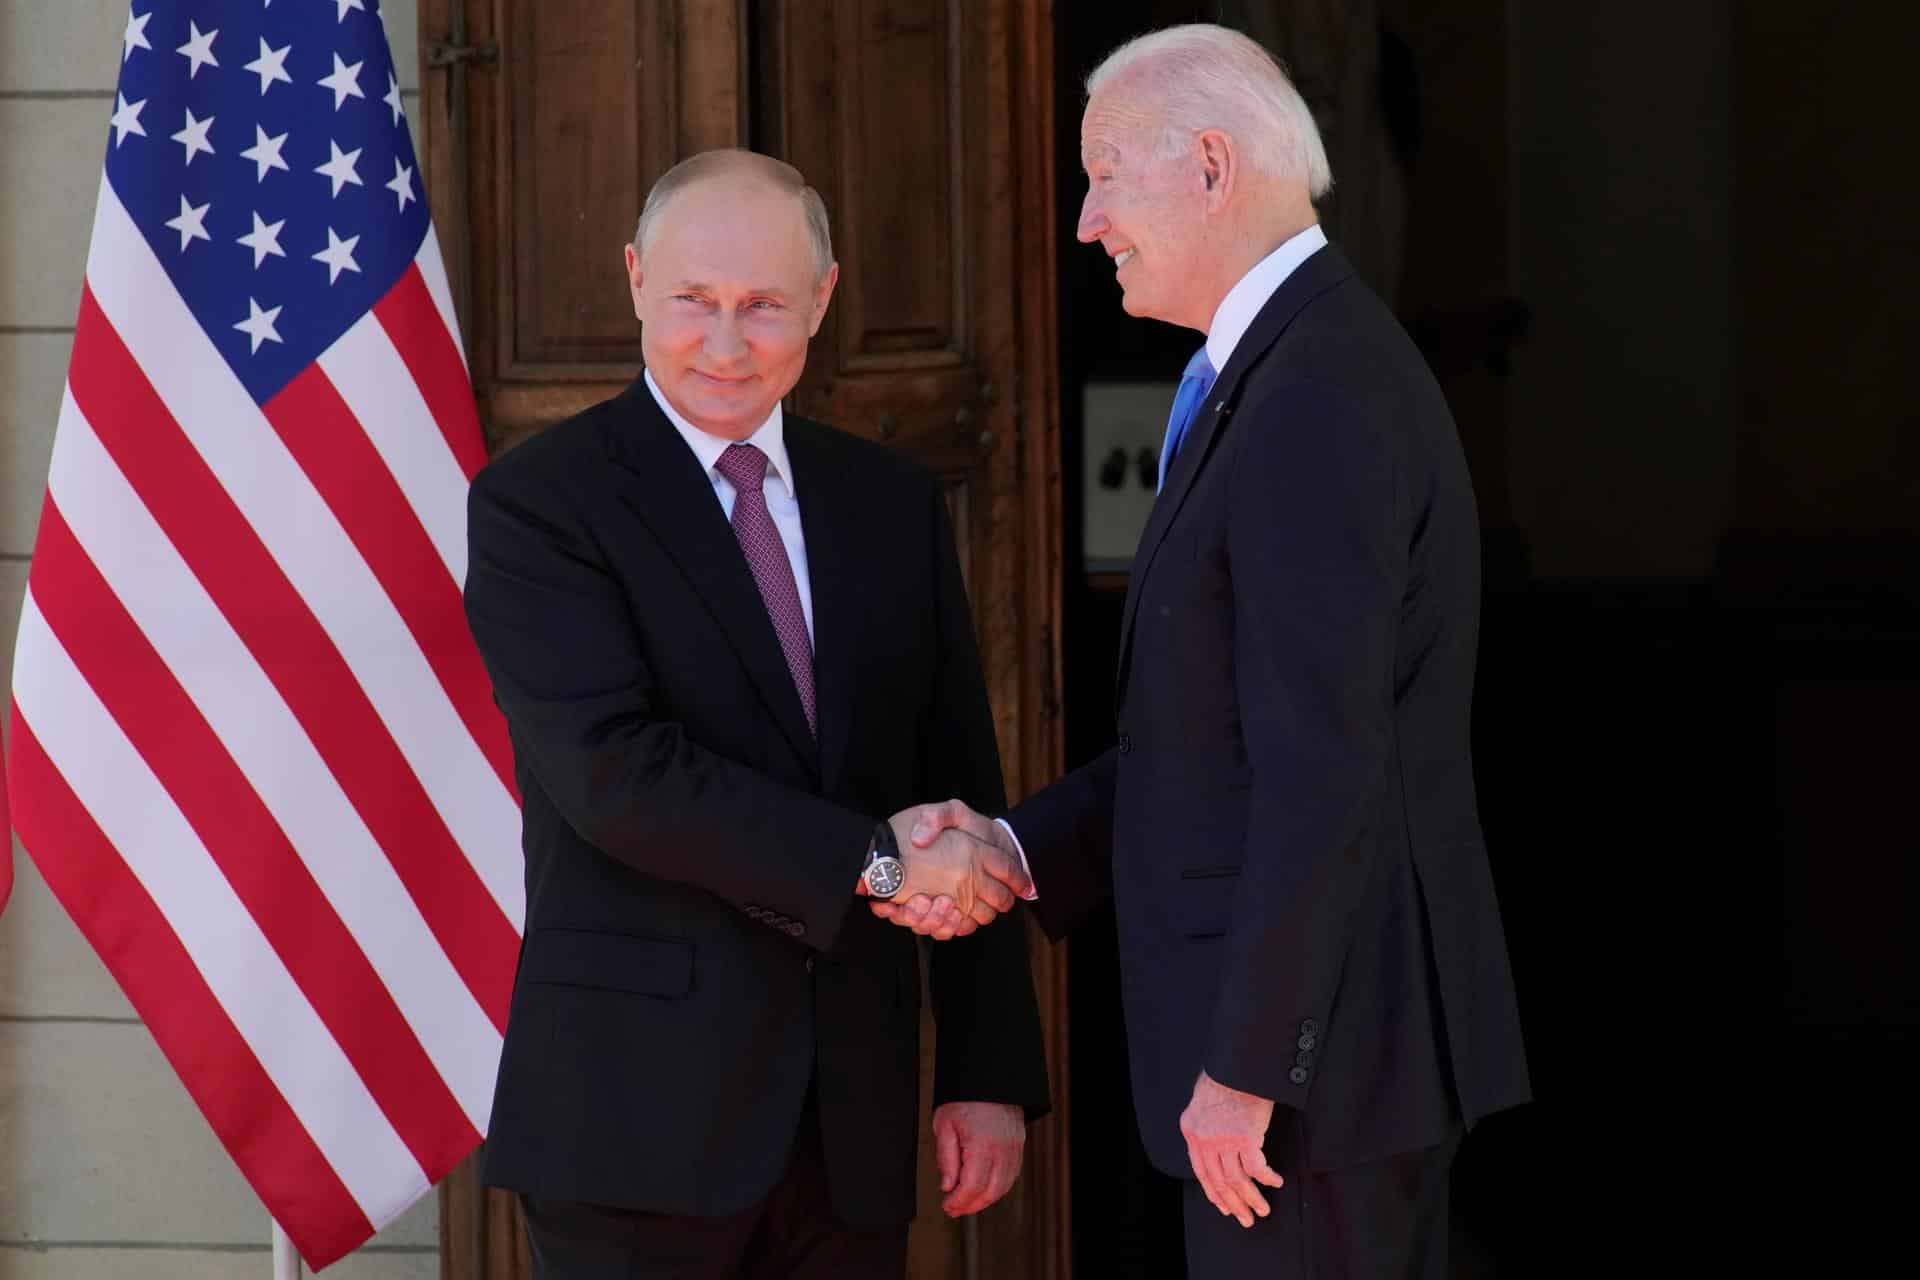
[1087,24,1332,199]
[633,149,835,281]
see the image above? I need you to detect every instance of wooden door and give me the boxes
[416,3,1065,1276]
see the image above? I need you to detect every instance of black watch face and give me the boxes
[866,856,905,899]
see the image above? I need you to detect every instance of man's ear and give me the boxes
[1197,130,1235,209]
[808,261,841,336]
[624,243,645,319]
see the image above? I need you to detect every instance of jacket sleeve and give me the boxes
[463,456,875,951]
[1004,748,1118,941]
[917,481,1052,1119]
[1204,381,1405,1107]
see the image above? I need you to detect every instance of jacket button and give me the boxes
[787,921,806,938]
[1294,1049,1315,1069]
[805,955,815,974]
[1118,731,1134,755]
[1300,1018,1321,1037]
[1297,1033,1317,1052]
[1288,1066,1310,1086]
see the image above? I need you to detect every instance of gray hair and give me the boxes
[1087,24,1332,199]
[633,149,835,281]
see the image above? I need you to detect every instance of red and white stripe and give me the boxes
[6,176,521,1268]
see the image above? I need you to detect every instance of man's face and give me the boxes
[1077,85,1209,328]
[627,178,837,440]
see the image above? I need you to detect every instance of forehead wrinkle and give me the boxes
[1082,110,1162,168]
[666,276,799,298]
[646,178,817,275]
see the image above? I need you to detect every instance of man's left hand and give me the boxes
[1180,1070,1284,1228]
[931,1101,1026,1216]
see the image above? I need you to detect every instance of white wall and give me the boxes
[1,3,437,1276]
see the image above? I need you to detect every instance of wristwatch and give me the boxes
[861,821,906,900]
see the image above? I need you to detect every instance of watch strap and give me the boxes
[868,819,901,865]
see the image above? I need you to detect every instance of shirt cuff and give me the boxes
[994,818,1039,900]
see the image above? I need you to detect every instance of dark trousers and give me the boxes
[519,1096,908,1280]
[1182,1116,1461,1279]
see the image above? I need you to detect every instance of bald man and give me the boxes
[463,150,1048,1279]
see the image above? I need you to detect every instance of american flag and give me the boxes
[3,1,522,1268]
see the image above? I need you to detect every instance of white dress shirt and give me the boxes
[998,222,1330,897]
[1203,222,1328,375]
[645,369,814,644]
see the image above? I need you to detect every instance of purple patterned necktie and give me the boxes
[714,443,816,736]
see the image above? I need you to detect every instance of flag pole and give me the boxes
[272,1221,302,1279]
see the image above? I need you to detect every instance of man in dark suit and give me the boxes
[885,25,1529,1278]
[463,149,1048,1279]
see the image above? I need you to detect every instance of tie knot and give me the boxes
[715,442,769,489]
[1183,345,1216,384]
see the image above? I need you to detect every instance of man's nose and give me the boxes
[705,314,749,361]
[1076,191,1107,244]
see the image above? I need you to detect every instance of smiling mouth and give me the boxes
[1113,248,1136,269]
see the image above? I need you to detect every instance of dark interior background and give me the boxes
[1051,2,1918,1274]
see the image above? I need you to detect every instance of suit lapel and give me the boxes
[601,381,820,774]
[1114,245,1358,706]
[784,422,859,798]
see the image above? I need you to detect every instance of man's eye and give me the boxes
[750,299,782,311]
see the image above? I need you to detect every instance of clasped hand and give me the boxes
[862,801,1026,939]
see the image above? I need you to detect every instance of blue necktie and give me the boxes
[1157,345,1217,491]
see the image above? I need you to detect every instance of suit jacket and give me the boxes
[1012,243,1528,1176]
[463,379,1049,1227]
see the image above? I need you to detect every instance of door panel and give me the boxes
[420,3,1064,1276]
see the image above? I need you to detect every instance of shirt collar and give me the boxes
[1204,222,1329,374]
[644,367,795,499]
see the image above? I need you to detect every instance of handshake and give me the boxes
[855,801,1029,940]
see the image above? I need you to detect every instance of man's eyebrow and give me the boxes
[1081,143,1120,170]
[667,280,795,298]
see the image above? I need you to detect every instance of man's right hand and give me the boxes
[869,801,1024,939]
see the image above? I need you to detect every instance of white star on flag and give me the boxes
[386,158,416,211]
[312,227,363,283]
[171,107,216,166]
[318,53,365,110]
[237,212,288,268]
[239,125,291,181]
[176,21,220,78]
[109,94,147,147]
[244,38,294,95]
[234,296,285,352]
[315,140,363,196]
[163,195,212,251]
[384,72,404,126]
[336,0,367,21]
[123,9,152,62]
